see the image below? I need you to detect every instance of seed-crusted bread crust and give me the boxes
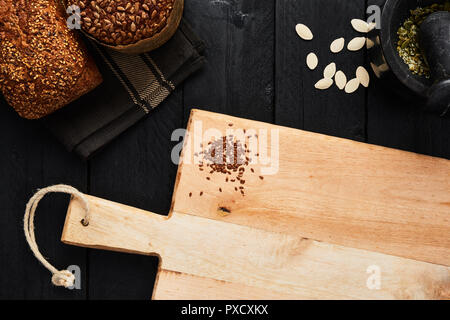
[0,0,102,119]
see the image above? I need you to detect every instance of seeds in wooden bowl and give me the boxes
[351,19,370,33]
[356,66,370,88]
[67,0,175,46]
[347,37,366,51]
[295,23,313,40]
[306,53,318,70]
[330,38,345,53]
[315,78,333,90]
[323,63,336,79]
[335,70,347,90]
[344,78,360,93]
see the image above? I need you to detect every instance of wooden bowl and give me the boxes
[66,0,184,55]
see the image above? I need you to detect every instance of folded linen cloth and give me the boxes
[43,20,206,160]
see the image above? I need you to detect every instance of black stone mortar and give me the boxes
[368,0,450,116]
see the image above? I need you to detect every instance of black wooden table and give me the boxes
[1,0,448,299]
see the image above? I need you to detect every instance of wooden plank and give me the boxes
[0,98,87,299]
[366,72,450,160]
[86,87,184,299]
[183,0,275,124]
[172,110,450,266]
[153,270,299,300]
[86,0,276,298]
[365,0,450,161]
[62,195,450,300]
[275,0,366,142]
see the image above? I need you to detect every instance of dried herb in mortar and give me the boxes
[397,2,450,78]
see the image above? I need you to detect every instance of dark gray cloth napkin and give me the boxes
[43,20,205,160]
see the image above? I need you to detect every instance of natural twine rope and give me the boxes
[24,185,90,288]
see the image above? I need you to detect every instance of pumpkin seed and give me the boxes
[315,78,333,90]
[351,19,370,33]
[323,63,336,79]
[330,38,345,53]
[306,52,318,70]
[295,23,313,40]
[347,37,366,51]
[356,66,370,87]
[370,62,382,78]
[335,70,347,90]
[345,78,360,93]
[366,38,375,49]
[377,63,389,73]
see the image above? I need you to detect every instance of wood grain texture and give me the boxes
[0,98,88,299]
[275,0,366,142]
[1,0,450,300]
[183,0,275,124]
[365,0,450,161]
[86,86,184,299]
[62,195,450,300]
[153,270,301,300]
[366,76,450,160]
[173,110,450,266]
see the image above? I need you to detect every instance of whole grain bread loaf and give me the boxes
[0,0,103,119]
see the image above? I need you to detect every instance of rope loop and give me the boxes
[24,185,90,288]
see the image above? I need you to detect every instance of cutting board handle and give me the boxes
[62,194,168,257]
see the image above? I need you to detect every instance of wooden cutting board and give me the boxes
[62,109,450,300]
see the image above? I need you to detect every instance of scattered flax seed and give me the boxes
[228,123,233,127]
[259,176,264,180]
[200,191,203,196]
[189,192,192,197]
[194,134,265,197]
